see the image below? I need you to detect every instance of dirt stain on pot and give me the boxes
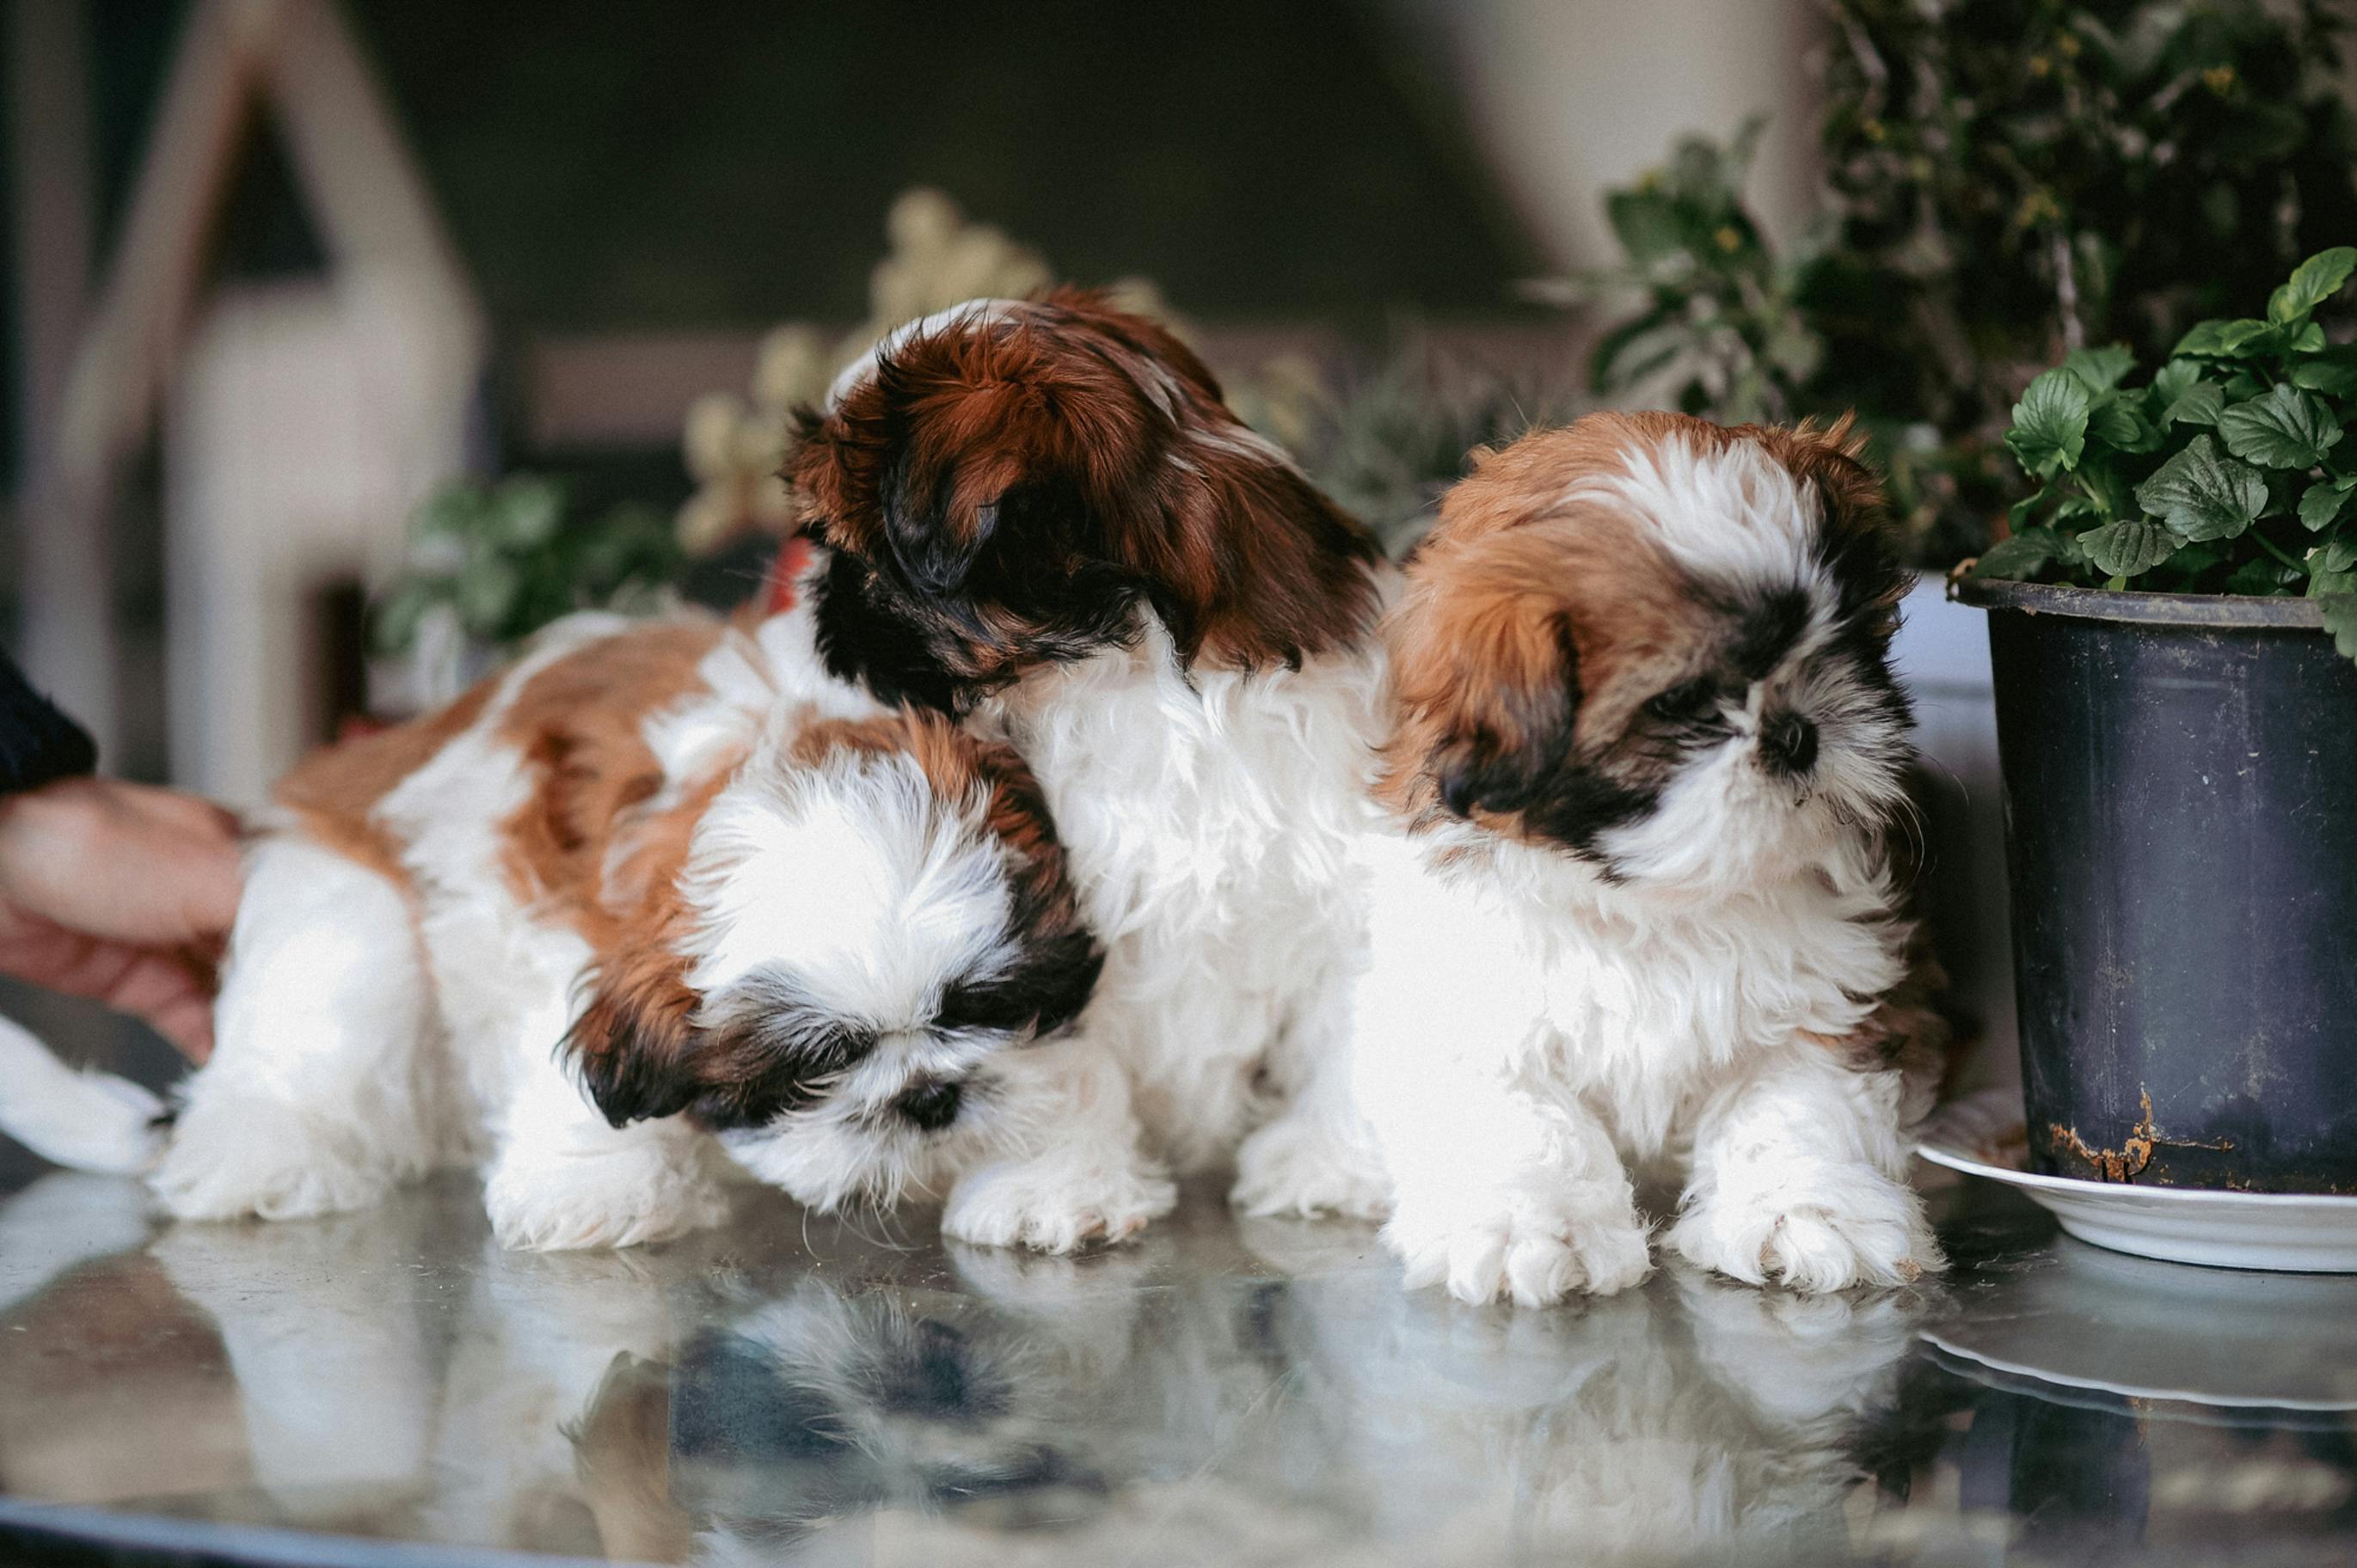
[2049,1087,2235,1183]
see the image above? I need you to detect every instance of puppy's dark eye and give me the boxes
[1642,678,1721,725]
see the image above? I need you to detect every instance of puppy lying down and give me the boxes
[1,607,1105,1250]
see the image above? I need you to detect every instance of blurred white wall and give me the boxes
[1396,0,1822,269]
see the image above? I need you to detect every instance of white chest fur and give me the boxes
[985,617,1388,1171]
[1357,828,1906,1159]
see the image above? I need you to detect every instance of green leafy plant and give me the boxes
[1235,340,1582,554]
[372,475,684,659]
[1526,119,1820,426]
[1556,0,2357,568]
[1969,247,2357,661]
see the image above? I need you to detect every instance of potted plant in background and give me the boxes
[371,475,684,712]
[1955,248,2357,1196]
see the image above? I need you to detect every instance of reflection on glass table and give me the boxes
[0,1163,2350,1566]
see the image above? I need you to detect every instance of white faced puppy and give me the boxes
[3,609,1101,1250]
[787,291,1395,1250]
[1314,413,1947,1303]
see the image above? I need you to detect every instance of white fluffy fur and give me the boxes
[1245,432,1943,1303]
[13,609,1098,1252]
[951,595,1396,1248]
[0,1016,164,1174]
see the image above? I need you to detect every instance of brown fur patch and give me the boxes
[491,622,737,1115]
[567,696,1096,1130]
[494,621,730,924]
[1378,416,1722,839]
[1380,410,1910,857]
[787,289,1379,691]
[272,677,499,886]
[568,1353,694,1564]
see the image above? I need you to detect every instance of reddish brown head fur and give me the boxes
[786,291,1381,710]
[1381,411,1912,872]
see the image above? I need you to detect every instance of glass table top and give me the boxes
[0,1157,2351,1566]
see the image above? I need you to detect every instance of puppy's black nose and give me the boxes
[893,1078,963,1131]
[1762,712,1819,775]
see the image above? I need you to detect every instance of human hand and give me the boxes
[0,778,243,1062]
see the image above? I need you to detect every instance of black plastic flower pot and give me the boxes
[1951,576,2357,1194]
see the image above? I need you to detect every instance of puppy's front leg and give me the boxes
[1371,1071,1651,1307]
[1668,1046,1943,1293]
[941,1034,1176,1253]
[482,1009,724,1252]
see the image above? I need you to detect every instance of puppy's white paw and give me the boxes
[1384,1189,1652,1307]
[485,1144,726,1252]
[942,1155,1176,1253]
[1231,1117,1390,1220]
[1670,1170,1943,1293]
[152,1096,396,1222]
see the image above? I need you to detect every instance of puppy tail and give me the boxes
[0,1014,169,1174]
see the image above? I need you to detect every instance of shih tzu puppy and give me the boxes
[785,291,1395,1249]
[1256,412,1947,1302]
[1,606,1101,1250]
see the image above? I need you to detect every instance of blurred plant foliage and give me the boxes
[1551,0,2357,567]
[1969,247,2357,658]
[1525,119,1821,426]
[372,476,682,665]
[681,188,1168,554]
[1234,342,1582,554]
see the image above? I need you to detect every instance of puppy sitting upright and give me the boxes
[788,292,1394,1248]
[1278,412,1946,1304]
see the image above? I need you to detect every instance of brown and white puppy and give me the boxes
[1254,412,1948,1303]
[786,291,1396,1248]
[3,608,1103,1250]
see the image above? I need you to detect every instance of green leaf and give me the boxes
[2321,596,2357,665]
[455,555,521,634]
[2217,383,2342,469]
[2299,481,2354,531]
[2062,344,2136,392]
[1972,528,2064,580]
[2007,485,2053,530]
[371,581,439,657]
[2162,541,2228,581]
[2005,369,2091,479]
[2281,346,2357,398]
[2316,537,2357,574]
[2225,556,2298,597]
[2150,358,2204,409]
[2073,458,2138,521]
[2077,519,2179,579]
[2160,380,2225,427]
[490,477,565,549]
[2133,435,2268,542]
[1605,190,1685,266]
[2173,318,2275,358]
[2279,248,2357,318]
[2088,399,2163,453]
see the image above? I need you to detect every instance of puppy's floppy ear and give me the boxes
[881,455,995,597]
[565,954,703,1128]
[1381,524,1588,825]
[1426,615,1582,819]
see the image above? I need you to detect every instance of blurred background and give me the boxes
[3,0,2353,1124]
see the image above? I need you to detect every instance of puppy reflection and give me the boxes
[1240,1218,1929,1566]
[564,1234,1927,1567]
[568,1277,1112,1560]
